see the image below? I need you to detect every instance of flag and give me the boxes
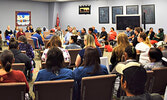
[56,13,60,26]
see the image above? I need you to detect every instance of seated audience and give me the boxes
[18,36,34,60]
[41,35,70,63]
[25,26,31,33]
[36,47,73,81]
[75,34,102,67]
[150,28,164,44]
[125,27,130,37]
[110,33,130,71]
[79,28,87,48]
[31,27,44,49]
[9,38,32,80]
[144,48,166,70]
[55,26,62,37]
[45,29,55,40]
[108,27,117,46]
[128,26,135,42]
[156,41,167,58]
[5,25,14,45]
[17,28,25,39]
[132,27,140,47]
[146,27,155,40]
[104,41,112,52]
[99,27,108,43]
[64,27,72,45]
[0,50,29,92]
[92,26,98,34]
[116,63,163,100]
[53,25,57,32]
[135,32,151,65]
[88,28,101,47]
[73,47,108,100]
[14,26,19,38]
[65,35,81,49]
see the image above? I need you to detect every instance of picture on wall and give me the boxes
[15,11,31,26]
[112,6,123,24]
[142,4,155,24]
[79,5,91,14]
[126,5,139,14]
[99,7,109,24]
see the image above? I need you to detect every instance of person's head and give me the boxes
[29,25,33,29]
[15,26,19,30]
[46,47,64,73]
[57,26,61,31]
[50,29,55,33]
[69,35,78,44]
[84,47,100,74]
[7,25,10,30]
[84,34,96,48]
[36,27,42,34]
[49,35,62,47]
[104,41,109,45]
[149,27,153,32]
[69,27,73,32]
[116,62,146,96]
[129,26,133,30]
[140,27,143,33]
[0,50,14,72]
[9,38,19,50]
[101,27,105,32]
[134,27,140,35]
[88,28,93,34]
[26,26,30,30]
[110,27,115,31]
[117,33,129,46]
[92,26,95,30]
[55,25,57,29]
[81,28,86,33]
[149,48,163,62]
[158,28,164,33]
[18,35,27,44]
[43,27,46,31]
[19,28,23,33]
[124,46,136,60]
[126,27,130,32]
[137,32,147,42]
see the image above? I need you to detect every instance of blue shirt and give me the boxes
[65,43,81,49]
[35,68,73,81]
[93,29,98,34]
[31,33,44,49]
[45,34,54,40]
[72,64,108,100]
[64,32,72,44]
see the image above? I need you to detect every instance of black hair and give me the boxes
[9,38,19,49]
[140,27,143,32]
[18,35,27,44]
[89,28,93,33]
[159,28,164,33]
[102,27,105,30]
[46,47,64,74]
[135,27,141,33]
[43,27,46,31]
[55,25,57,27]
[129,26,133,30]
[149,48,162,62]
[83,28,86,33]
[125,46,136,59]
[71,35,78,43]
[84,47,101,74]
[122,66,147,95]
[149,27,153,30]
[105,41,109,45]
[0,50,14,72]
[111,27,115,31]
[139,32,147,41]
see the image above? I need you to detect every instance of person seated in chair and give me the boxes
[116,63,163,100]
[99,27,108,44]
[146,27,155,40]
[9,38,32,81]
[108,27,117,46]
[65,35,81,49]
[45,29,55,40]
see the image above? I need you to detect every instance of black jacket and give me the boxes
[10,49,32,70]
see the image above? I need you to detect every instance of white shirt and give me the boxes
[135,42,150,65]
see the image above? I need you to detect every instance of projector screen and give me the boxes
[116,15,141,30]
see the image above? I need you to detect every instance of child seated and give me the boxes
[104,41,112,52]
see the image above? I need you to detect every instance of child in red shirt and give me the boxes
[104,41,112,52]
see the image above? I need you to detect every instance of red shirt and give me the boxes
[0,70,29,92]
[109,31,117,40]
[105,45,112,52]
[17,32,25,39]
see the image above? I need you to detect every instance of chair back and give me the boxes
[81,74,117,100]
[34,80,74,100]
[145,71,154,93]
[68,49,81,67]
[0,63,25,72]
[27,39,35,49]
[152,67,167,95]
[0,82,26,100]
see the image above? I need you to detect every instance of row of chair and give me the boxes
[0,67,166,100]
[0,63,25,72]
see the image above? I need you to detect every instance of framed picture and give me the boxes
[142,4,155,24]
[126,5,139,14]
[112,6,123,24]
[99,7,109,24]
[15,11,31,26]
[79,5,91,14]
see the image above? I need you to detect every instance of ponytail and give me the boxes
[144,37,151,47]
[5,62,12,72]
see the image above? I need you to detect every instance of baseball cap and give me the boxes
[116,62,141,74]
